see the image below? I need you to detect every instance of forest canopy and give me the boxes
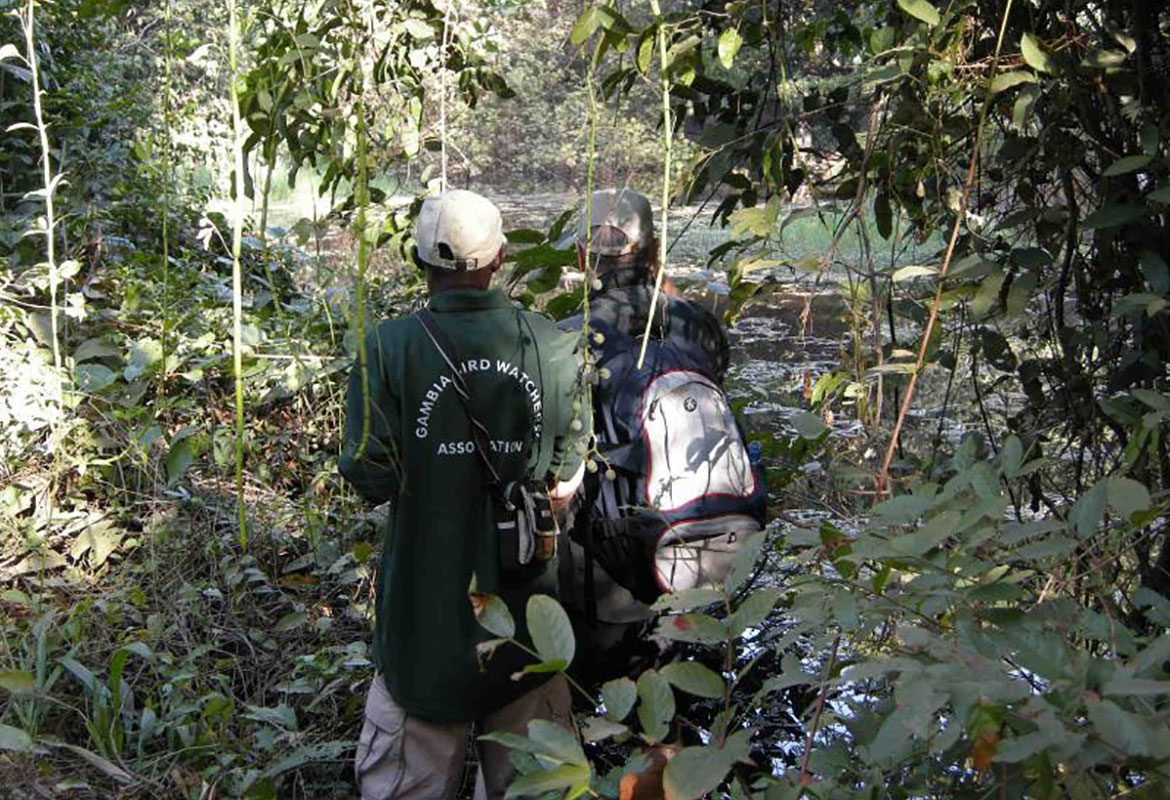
[1,0,1169,798]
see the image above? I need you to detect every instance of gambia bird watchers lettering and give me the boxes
[414,358,544,441]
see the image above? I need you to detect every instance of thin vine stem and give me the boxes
[228,0,249,547]
[160,0,174,396]
[350,0,373,459]
[23,0,63,403]
[636,0,672,371]
[875,0,1018,496]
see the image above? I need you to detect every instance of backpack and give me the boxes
[574,299,767,607]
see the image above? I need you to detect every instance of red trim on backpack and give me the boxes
[638,369,760,514]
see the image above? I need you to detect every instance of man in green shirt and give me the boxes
[340,189,588,799]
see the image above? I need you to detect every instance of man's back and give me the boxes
[342,288,583,721]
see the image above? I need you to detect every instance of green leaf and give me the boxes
[655,613,726,645]
[989,71,1036,94]
[526,719,587,766]
[636,669,675,744]
[519,659,568,675]
[69,520,122,568]
[0,672,34,694]
[569,8,601,47]
[718,28,743,69]
[1020,33,1055,74]
[1082,49,1127,68]
[582,716,627,742]
[1085,697,1168,758]
[1148,184,1170,204]
[527,594,575,667]
[0,44,23,62]
[72,338,121,362]
[993,730,1053,764]
[0,723,34,753]
[896,0,939,26]
[651,587,723,612]
[165,436,197,488]
[1084,203,1146,229]
[1001,436,1024,478]
[601,677,637,721]
[402,19,433,40]
[1103,155,1152,177]
[892,265,938,282]
[73,363,116,393]
[473,592,515,639]
[274,611,307,632]
[123,337,163,381]
[1101,677,1170,696]
[729,588,781,638]
[662,745,736,800]
[505,764,591,799]
[792,411,826,439]
[661,661,726,699]
[724,530,767,595]
[1107,477,1151,518]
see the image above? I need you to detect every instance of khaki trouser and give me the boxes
[354,673,573,800]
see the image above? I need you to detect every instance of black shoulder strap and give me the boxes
[414,308,502,486]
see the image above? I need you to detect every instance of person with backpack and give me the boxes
[339,189,590,799]
[559,188,767,686]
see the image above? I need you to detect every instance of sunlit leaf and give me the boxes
[989,71,1036,94]
[896,0,940,26]
[718,28,742,70]
[892,265,938,282]
[1021,33,1055,74]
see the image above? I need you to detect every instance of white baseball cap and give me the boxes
[414,189,505,270]
[577,188,654,256]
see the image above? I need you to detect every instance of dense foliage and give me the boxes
[1,0,1169,798]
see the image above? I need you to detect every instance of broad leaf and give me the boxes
[729,588,781,638]
[1107,477,1150,518]
[1020,33,1055,74]
[661,661,726,699]
[663,745,735,800]
[0,723,34,753]
[505,764,590,799]
[636,669,675,744]
[896,0,940,26]
[0,671,34,694]
[1084,203,1146,229]
[1103,155,1152,177]
[602,677,637,721]
[471,592,515,639]
[989,71,1036,94]
[527,594,575,667]
[526,719,587,766]
[717,28,742,70]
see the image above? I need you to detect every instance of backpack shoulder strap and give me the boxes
[414,308,502,486]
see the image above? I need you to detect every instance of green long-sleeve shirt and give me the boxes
[339,288,587,721]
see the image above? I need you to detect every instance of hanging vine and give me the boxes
[21,0,63,404]
[636,0,672,371]
[228,0,249,547]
